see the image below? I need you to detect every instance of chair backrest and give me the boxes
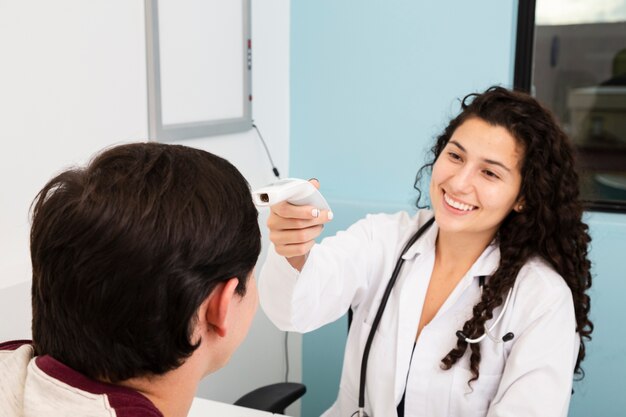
[233,382,306,414]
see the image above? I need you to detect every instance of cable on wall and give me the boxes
[252,121,290,382]
[284,332,290,382]
[252,122,280,179]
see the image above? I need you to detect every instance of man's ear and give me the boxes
[204,277,239,338]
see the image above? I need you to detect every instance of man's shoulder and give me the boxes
[23,353,163,417]
[0,340,34,368]
[0,340,35,417]
[0,340,33,351]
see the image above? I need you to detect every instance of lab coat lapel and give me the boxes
[393,220,438,401]
[392,237,501,402]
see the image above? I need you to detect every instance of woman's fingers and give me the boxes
[265,178,332,261]
[268,209,332,230]
[267,203,333,249]
[308,178,320,189]
[270,224,325,246]
[268,201,332,227]
[274,239,317,258]
[271,200,325,220]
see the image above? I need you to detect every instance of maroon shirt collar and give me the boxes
[1,340,162,417]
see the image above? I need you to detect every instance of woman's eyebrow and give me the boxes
[449,140,511,172]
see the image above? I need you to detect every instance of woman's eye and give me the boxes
[483,170,500,179]
[448,152,462,161]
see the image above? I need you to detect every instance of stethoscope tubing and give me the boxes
[357,218,435,411]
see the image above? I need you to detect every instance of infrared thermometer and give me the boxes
[252,178,331,210]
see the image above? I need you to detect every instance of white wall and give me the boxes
[0,0,300,413]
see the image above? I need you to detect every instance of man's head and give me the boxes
[30,142,261,383]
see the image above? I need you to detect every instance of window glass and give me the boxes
[532,0,626,207]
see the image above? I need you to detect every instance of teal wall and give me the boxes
[291,0,518,206]
[291,1,518,415]
[290,1,626,416]
[568,212,626,417]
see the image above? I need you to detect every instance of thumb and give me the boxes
[308,178,320,190]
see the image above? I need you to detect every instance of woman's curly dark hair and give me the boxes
[414,86,593,383]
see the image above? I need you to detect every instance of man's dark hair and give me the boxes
[30,142,261,383]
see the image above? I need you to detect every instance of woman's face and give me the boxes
[429,117,524,241]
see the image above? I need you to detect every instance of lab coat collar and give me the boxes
[401,214,439,261]
[401,216,501,280]
[467,242,501,279]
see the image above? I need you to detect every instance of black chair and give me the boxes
[234,382,306,414]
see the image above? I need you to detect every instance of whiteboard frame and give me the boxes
[145,0,252,141]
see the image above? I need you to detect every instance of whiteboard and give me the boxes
[145,0,251,140]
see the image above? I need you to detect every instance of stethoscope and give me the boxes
[353,218,514,417]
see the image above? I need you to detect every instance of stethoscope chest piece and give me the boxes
[455,275,515,345]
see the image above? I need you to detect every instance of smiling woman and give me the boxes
[415,87,593,388]
[429,118,524,243]
[259,86,593,417]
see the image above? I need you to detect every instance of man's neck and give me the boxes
[118,350,212,417]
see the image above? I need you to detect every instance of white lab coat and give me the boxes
[259,210,579,417]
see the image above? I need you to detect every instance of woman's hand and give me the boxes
[267,179,333,271]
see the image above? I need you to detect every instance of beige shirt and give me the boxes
[0,341,161,417]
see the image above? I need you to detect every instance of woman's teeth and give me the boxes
[444,193,476,212]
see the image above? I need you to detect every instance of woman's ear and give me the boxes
[202,277,240,338]
[513,197,525,213]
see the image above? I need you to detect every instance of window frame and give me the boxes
[514,0,626,213]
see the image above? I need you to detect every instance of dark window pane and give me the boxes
[532,1,626,207]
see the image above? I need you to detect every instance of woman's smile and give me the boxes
[442,191,478,213]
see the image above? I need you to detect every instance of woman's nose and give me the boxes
[448,166,474,193]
